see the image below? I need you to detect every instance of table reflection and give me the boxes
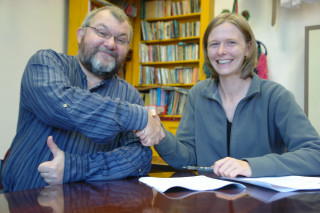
[39,178,154,212]
[37,185,64,213]
[1,171,320,213]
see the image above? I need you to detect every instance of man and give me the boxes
[2,5,162,192]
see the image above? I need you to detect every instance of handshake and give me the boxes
[135,109,166,146]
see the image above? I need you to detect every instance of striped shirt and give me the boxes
[2,49,151,192]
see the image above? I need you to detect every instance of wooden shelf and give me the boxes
[144,12,201,21]
[141,60,200,66]
[136,83,194,89]
[90,0,113,7]
[141,36,200,44]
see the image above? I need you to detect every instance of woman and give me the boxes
[139,12,320,178]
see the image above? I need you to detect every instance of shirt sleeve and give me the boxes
[21,49,148,143]
[63,126,152,183]
[245,88,320,177]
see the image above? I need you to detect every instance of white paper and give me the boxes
[138,175,245,193]
[225,176,320,192]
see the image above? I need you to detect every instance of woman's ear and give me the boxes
[245,41,252,56]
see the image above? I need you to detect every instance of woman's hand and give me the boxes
[213,157,252,178]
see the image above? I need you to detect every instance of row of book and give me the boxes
[141,20,200,41]
[139,43,199,63]
[140,66,199,85]
[142,87,188,115]
[141,0,201,19]
[90,0,137,17]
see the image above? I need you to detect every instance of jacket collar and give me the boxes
[201,74,261,102]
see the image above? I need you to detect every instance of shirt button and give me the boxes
[139,168,142,173]
[63,104,68,108]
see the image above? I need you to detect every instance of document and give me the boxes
[224,176,320,192]
[138,175,245,193]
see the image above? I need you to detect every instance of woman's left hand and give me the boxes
[213,157,252,178]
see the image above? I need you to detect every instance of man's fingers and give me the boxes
[38,162,50,173]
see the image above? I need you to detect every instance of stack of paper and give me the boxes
[139,175,245,193]
[224,176,320,192]
[139,175,320,193]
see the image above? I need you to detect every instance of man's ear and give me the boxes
[76,27,84,43]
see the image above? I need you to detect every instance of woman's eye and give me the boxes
[209,42,218,47]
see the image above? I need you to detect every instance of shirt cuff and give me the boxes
[63,152,87,183]
[123,104,148,131]
[244,156,277,177]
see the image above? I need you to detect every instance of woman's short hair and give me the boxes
[81,5,133,42]
[203,12,257,80]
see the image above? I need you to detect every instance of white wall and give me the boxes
[0,0,68,158]
[214,0,320,109]
[308,28,320,133]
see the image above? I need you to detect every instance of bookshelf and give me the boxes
[131,0,214,124]
[67,0,214,159]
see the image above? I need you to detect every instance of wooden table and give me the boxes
[1,165,320,213]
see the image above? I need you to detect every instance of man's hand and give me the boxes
[213,157,252,178]
[135,109,165,146]
[38,136,65,185]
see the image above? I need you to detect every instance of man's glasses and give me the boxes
[86,26,129,45]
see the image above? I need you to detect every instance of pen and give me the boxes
[183,166,213,172]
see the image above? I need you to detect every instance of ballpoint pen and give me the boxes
[183,166,214,172]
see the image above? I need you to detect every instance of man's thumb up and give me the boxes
[38,136,65,185]
[47,136,60,158]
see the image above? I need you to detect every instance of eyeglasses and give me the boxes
[86,26,129,45]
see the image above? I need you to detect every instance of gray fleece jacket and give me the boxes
[155,75,320,177]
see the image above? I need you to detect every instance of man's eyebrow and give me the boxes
[95,24,128,37]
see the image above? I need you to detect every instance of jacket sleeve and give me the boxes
[21,50,148,143]
[245,88,320,177]
[63,131,152,183]
[154,87,197,168]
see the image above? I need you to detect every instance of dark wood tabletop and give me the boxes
[1,165,320,213]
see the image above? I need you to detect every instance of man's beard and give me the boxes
[78,41,124,78]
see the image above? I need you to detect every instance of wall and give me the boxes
[214,0,320,111]
[308,27,320,133]
[0,0,68,158]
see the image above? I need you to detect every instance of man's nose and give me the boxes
[103,36,116,50]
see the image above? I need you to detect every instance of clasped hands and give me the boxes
[135,110,251,178]
[135,109,165,147]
